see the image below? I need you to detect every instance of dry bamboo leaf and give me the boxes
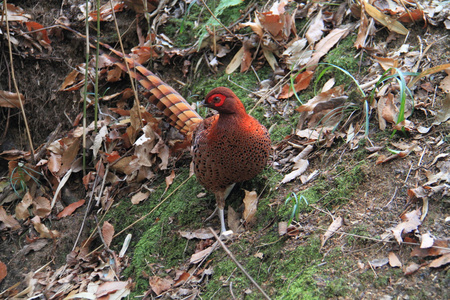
[226,46,244,74]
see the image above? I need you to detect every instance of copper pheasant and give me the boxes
[103,49,270,233]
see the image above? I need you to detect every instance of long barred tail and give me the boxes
[101,44,202,135]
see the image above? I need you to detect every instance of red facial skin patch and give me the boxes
[207,94,226,107]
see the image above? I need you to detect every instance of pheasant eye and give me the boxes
[207,93,226,107]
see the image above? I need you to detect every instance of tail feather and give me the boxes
[102,50,202,135]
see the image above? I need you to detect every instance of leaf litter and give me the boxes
[0,0,449,298]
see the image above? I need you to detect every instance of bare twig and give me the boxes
[3,0,35,164]
[209,228,272,300]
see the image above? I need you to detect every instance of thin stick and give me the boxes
[3,0,35,164]
[87,175,192,256]
[209,228,272,300]
[199,0,236,37]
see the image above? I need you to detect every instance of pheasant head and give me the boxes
[203,87,247,115]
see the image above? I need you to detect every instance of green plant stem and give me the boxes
[83,0,90,175]
[94,0,100,133]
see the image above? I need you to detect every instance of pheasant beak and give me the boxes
[201,101,213,108]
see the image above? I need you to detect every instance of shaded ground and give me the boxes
[0,0,449,299]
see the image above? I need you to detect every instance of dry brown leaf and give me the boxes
[59,66,86,91]
[226,46,244,74]
[420,232,435,249]
[392,209,421,244]
[131,191,150,205]
[57,137,81,177]
[47,152,61,174]
[32,196,51,218]
[354,3,369,49]
[321,216,342,247]
[279,70,314,99]
[0,206,20,231]
[281,159,309,184]
[0,261,6,283]
[397,9,424,23]
[306,26,352,68]
[57,199,85,219]
[239,21,263,37]
[190,243,216,264]
[243,190,258,226]
[165,170,176,192]
[149,276,174,296]
[296,85,345,112]
[408,63,450,88]
[106,65,123,82]
[15,192,33,220]
[364,1,408,35]
[102,221,114,248]
[241,45,253,73]
[17,239,48,256]
[388,252,402,268]
[3,3,31,22]
[96,281,130,298]
[411,239,450,257]
[403,262,421,275]
[173,272,191,287]
[432,93,450,125]
[88,0,125,21]
[429,253,450,268]
[278,221,288,236]
[31,216,60,238]
[262,48,278,71]
[0,91,24,108]
[179,229,214,240]
[305,10,324,44]
[374,56,399,71]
